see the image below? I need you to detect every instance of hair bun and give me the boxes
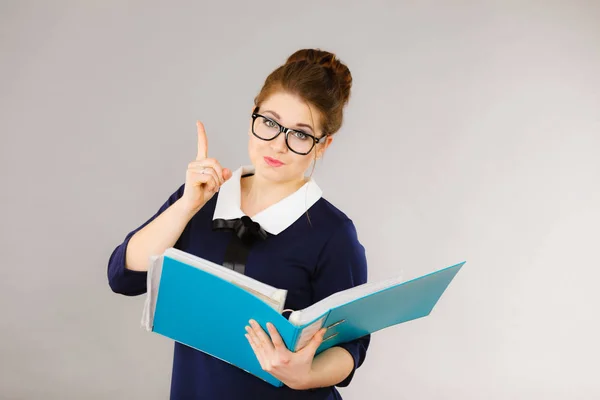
[285,49,352,105]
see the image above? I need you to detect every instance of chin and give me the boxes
[256,163,285,180]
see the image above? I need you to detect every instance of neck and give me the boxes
[241,172,307,217]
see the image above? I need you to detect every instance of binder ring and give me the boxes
[325,319,346,330]
[323,332,339,342]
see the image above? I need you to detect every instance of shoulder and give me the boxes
[308,196,361,246]
[309,196,351,223]
[314,196,350,219]
[310,197,368,283]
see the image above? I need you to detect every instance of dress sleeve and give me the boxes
[107,184,186,296]
[312,219,371,387]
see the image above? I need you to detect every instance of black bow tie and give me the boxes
[212,216,268,244]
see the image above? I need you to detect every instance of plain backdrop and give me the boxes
[1,1,599,399]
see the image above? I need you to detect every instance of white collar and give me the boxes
[212,165,323,235]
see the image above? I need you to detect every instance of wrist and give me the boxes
[286,371,313,391]
[294,347,354,390]
[294,366,320,391]
[173,198,202,219]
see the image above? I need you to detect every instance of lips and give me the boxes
[264,156,284,167]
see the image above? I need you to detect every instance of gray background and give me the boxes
[1,1,599,399]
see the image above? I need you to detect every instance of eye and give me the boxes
[292,131,309,140]
[263,119,277,128]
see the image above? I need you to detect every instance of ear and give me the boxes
[316,135,334,159]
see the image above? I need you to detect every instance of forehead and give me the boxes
[260,91,321,130]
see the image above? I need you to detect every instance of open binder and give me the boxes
[142,248,464,387]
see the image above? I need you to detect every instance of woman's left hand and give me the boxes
[245,319,327,390]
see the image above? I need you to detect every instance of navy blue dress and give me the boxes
[107,166,370,399]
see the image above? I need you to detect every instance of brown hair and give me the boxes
[253,48,353,138]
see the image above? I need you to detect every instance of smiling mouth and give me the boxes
[264,156,284,167]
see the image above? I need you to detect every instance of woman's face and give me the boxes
[247,91,332,184]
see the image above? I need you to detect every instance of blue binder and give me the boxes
[142,248,464,387]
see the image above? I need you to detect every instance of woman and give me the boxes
[107,48,370,399]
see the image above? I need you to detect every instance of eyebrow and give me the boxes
[262,110,315,133]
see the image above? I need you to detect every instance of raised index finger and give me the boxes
[196,121,208,160]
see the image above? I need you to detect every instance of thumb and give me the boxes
[222,168,233,182]
[304,328,326,355]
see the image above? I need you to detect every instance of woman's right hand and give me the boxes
[181,121,232,213]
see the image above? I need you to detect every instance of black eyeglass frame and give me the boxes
[251,112,328,155]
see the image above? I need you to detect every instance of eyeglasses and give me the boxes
[251,112,327,155]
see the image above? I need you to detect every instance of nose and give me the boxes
[270,131,288,153]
